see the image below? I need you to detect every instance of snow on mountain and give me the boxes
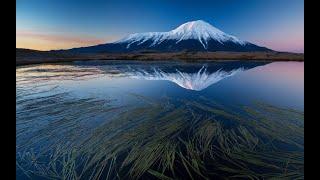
[66,20,271,53]
[115,20,247,49]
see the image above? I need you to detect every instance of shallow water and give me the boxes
[16,60,304,179]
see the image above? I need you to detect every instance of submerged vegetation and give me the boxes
[16,63,304,179]
[16,90,304,179]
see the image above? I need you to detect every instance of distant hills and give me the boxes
[16,48,304,66]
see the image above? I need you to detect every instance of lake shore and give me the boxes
[16,48,304,66]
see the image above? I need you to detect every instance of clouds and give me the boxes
[16,30,119,50]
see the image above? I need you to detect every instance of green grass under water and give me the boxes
[16,92,304,180]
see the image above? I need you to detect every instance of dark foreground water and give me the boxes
[16,60,304,179]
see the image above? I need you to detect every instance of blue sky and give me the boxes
[16,0,304,52]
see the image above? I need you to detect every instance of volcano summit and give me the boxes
[67,20,271,53]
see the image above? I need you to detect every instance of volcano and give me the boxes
[66,20,271,53]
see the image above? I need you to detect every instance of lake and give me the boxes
[16,60,304,179]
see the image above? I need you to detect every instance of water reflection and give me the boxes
[16,60,303,179]
[96,61,269,91]
[122,66,244,91]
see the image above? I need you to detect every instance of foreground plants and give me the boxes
[16,90,304,180]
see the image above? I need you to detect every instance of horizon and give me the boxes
[16,0,304,53]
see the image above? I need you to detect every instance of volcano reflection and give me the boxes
[97,61,270,91]
[127,66,245,91]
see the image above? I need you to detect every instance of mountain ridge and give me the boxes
[115,20,247,49]
[65,20,271,53]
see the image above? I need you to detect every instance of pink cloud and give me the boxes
[16,30,110,44]
[16,29,121,50]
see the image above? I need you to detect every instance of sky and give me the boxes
[16,0,304,53]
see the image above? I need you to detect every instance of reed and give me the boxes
[16,92,304,179]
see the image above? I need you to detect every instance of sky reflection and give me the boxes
[17,61,304,110]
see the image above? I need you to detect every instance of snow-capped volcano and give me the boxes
[67,20,271,53]
[116,20,246,49]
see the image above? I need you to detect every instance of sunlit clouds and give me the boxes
[16,30,119,50]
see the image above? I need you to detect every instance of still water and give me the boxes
[16,60,304,179]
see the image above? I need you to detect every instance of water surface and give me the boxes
[16,60,304,179]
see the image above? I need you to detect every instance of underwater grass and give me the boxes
[16,85,304,179]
